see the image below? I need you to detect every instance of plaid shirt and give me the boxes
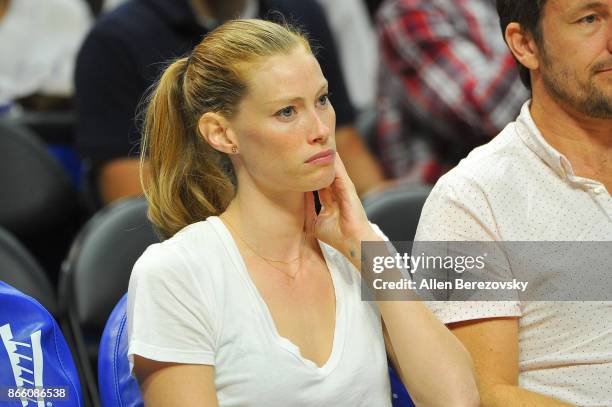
[376,0,528,183]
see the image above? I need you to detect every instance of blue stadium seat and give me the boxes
[389,365,416,407]
[0,281,84,406]
[98,294,142,407]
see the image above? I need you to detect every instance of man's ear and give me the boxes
[505,23,541,71]
[198,112,237,154]
[505,22,540,71]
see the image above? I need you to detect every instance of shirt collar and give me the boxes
[515,100,577,180]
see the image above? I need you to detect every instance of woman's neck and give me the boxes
[221,186,309,263]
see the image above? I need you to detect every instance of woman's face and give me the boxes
[228,45,336,193]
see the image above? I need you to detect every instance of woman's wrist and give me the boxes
[343,226,384,261]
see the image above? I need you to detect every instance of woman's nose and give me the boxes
[308,110,331,144]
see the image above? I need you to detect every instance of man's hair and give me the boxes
[496,0,548,89]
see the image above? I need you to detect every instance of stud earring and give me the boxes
[231,145,238,154]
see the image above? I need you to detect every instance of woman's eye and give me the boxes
[276,106,296,118]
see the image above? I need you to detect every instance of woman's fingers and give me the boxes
[334,152,350,178]
[331,154,357,199]
[318,187,335,208]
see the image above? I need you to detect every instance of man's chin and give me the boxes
[582,97,612,119]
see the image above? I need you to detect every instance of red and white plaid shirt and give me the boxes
[376,0,528,183]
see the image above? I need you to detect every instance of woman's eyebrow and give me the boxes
[264,81,329,105]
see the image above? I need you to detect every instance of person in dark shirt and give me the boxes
[75,0,385,205]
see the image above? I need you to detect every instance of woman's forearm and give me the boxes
[344,233,479,407]
[377,300,479,407]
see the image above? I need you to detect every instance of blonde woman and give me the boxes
[127,19,478,407]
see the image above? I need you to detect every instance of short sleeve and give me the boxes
[127,243,217,373]
[415,171,521,324]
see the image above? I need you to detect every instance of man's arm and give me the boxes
[98,158,149,204]
[449,318,574,407]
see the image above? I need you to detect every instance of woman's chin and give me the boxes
[307,169,336,191]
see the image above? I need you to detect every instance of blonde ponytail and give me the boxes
[140,58,234,240]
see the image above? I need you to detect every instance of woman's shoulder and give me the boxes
[132,216,231,279]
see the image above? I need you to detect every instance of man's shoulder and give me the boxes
[78,0,188,79]
[440,122,526,189]
[86,1,165,44]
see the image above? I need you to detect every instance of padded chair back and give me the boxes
[0,281,83,406]
[0,120,76,237]
[59,197,158,405]
[363,186,431,242]
[98,294,142,407]
[0,226,57,316]
[61,197,158,337]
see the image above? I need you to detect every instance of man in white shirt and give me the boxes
[415,0,612,405]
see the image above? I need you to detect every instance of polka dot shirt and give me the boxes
[415,101,612,406]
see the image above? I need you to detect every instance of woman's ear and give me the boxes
[505,22,540,71]
[198,112,238,154]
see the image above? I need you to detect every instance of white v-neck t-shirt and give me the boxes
[127,216,392,406]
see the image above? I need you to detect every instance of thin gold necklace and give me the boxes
[222,217,306,278]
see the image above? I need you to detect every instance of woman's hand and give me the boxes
[304,153,381,260]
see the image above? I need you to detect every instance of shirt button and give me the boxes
[594,187,606,194]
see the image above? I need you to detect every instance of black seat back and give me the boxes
[0,120,76,237]
[61,197,159,336]
[59,197,159,406]
[0,120,81,283]
[363,185,431,241]
[0,226,57,316]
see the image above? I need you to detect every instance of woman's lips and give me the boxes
[305,149,335,164]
